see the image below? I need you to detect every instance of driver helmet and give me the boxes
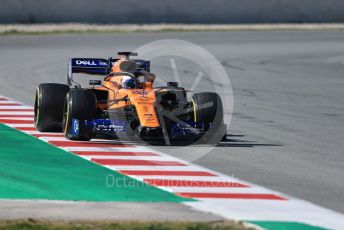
[120,76,137,89]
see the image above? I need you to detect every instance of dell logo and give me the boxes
[76,60,97,66]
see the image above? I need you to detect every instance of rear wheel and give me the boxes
[191,92,227,144]
[34,83,70,132]
[63,89,96,141]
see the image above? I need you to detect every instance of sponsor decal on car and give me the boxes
[85,119,128,132]
[75,60,98,66]
[71,118,79,135]
[133,91,149,95]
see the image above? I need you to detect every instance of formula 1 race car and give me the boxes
[34,52,227,144]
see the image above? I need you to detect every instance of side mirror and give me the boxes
[89,80,101,86]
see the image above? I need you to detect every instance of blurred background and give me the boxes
[1,0,344,24]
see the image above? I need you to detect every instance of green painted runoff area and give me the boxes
[0,124,190,202]
[249,221,325,230]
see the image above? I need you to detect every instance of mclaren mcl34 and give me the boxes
[34,52,227,144]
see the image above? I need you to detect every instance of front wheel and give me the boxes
[63,89,96,141]
[34,83,70,132]
[191,92,227,144]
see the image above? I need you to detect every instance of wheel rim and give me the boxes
[63,96,70,135]
[34,87,40,128]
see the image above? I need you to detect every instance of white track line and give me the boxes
[61,147,141,152]
[0,117,34,120]
[39,136,117,142]
[167,187,272,193]
[78,155,175,161]
[0,102,22,105]
[0,106,32,109]
[0,111,34,115]
[25,132,63,136]
[7,123,35,127]
[108,165,209,171]
[132,176,233,181]
[23,131,61,135]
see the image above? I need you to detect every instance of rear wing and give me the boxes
[67,58,150,86]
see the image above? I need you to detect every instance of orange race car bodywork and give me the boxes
[94,58,160,128]
[34,52,226,144]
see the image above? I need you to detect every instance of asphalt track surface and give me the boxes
[0,31,344,216]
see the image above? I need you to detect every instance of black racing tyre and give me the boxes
[191,92,227,144]
[63,89,96,141]
[34,83,70,132]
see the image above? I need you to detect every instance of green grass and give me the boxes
[0,220,252,230]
